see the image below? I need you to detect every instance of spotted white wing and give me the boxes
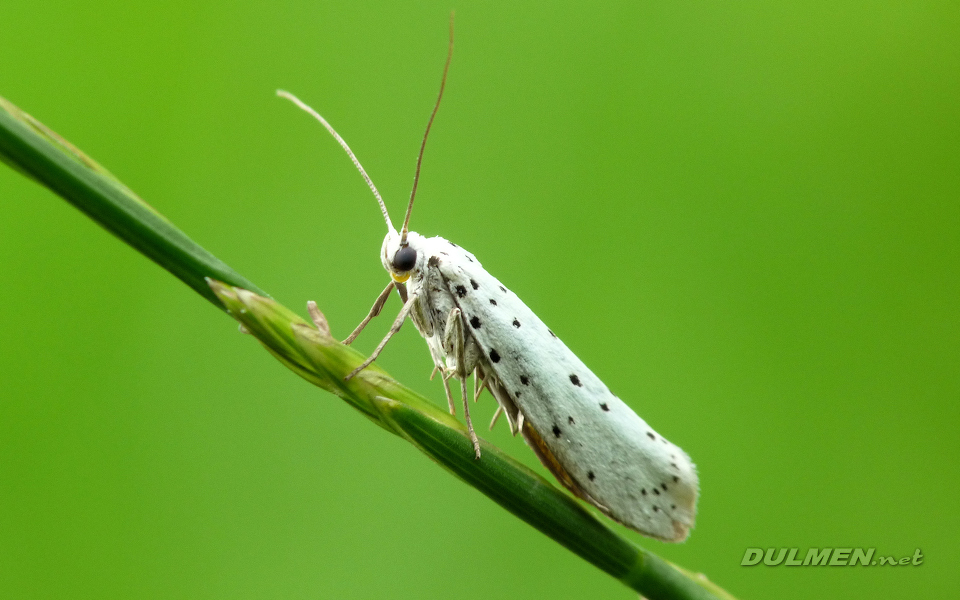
[428,238,698,541]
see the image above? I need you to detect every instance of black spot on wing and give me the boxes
[470,316,481,329]
[499,285,506,293]
[548,329,557,338]
[470,279,479,290]
[489,349,500,363]
[647,432,656,441]
[567,416,575,424]
[520,375,529,385]
[489,298,497,306]
[569,374,581,386]
[600,403,609,411]
[455,285,467,298]
[428,256,440,267]
[552,425,561,437]
[587,471,595,481]
[512,319,520,328]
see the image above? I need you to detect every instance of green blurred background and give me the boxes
[1,2,957,598]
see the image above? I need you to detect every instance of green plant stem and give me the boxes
[0,95,735,600]
[0,96,264,309]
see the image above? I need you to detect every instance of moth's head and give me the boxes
[381,230,422,283]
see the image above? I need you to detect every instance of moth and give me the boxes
[278,23,699,542]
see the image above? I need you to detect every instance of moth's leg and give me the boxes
[307,301,331,336]
[430,366,439,381]
[473,367,486,403]
[345,292,419,380]
[474,368,489,403]
[343,281,395,345]
[489,405,503,430]
[440,367,456,415]
[484,379,521,436]
[472,367,479,402]
[460,375,480,459]
[441,308,461,359]
[443,308,481,459]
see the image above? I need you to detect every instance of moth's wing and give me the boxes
[432,244,698,542]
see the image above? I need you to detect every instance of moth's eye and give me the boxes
[392,245,418,272]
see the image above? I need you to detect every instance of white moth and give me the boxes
[278,27,698,543]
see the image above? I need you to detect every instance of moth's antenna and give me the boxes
[400,12,454,244]
[277,89,395,233]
